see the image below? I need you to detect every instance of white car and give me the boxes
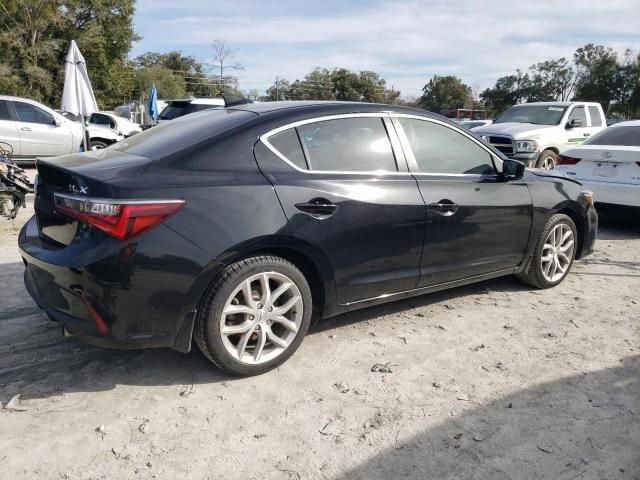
[460,119,492,130]
[555,120,640,208]
[88,111,142,138]
[0,95,123,163]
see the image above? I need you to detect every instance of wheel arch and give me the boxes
[89,137,117,146]
[189,234,337,328]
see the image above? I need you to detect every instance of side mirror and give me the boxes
[54,117,62,127]
[502,158,525,180]
[566,119,582,129]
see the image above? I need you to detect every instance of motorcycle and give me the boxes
[0,142,34,220]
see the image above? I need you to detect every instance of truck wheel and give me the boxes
[89,140,109,150]
[536,149,557,169]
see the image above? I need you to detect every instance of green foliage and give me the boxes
[420,75,471,114]
[0,0,139,108]
[480,44,640,117]
[264,68,400,103]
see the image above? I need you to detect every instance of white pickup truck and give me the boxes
[473,101,607,169]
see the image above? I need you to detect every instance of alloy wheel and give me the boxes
[540,223,575,283]
[219,272,303,365]
[540,156,555,169]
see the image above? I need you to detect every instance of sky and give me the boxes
[131,0,640,98]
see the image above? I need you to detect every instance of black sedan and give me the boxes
[19,101,597,376]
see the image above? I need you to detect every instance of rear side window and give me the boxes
[588,106,602,127]
[12,101,54,125]
[298,117,397,172]
[0,100,10,121]
[398,118,495,175]
[269,129,307,169]
[586,126,640,147]
[568,106,587,125]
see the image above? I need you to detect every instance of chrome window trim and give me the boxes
[390,113,504,176]
[260,113,412,176]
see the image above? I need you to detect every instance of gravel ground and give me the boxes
[1,173,638,480]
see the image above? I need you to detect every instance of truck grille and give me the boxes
[484,135,514,156]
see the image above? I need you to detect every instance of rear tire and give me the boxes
[194,255,312,376]
[536,149,557,169]
[89,140,109,150]
[517,214,577,289]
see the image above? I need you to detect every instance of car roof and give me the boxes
[515,101,601,107]
[228,100,441,119]
[610,120,640,127]
[166,98,225,105]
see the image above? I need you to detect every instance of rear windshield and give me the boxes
[585,126,640,147]
[111,108,256,159]
[158,102,222,120]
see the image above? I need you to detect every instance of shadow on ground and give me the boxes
[335,355,640,480]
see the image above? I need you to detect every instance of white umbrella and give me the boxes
[60,40,98,152]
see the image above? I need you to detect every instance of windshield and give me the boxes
[585,126,640,147]
[158,104,188,120]
[494,105,567,125]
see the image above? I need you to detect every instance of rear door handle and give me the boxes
[428,200,458,216]
[295,198,339,219]
[20,126,32,132]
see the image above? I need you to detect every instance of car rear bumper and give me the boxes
[19,215,211,352]
[578,179,640,208]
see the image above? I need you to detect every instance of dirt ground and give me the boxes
[1,173,639,480]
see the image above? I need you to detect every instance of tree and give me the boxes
[527,58,575,101]
[134,66,186,100]
[134,51,210,97]
[265,68,399,103]
[209,39,243,93]
[0,0,139,108]
[420,75,471,114]
[573,44,619,112]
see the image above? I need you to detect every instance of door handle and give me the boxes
[20,126,32,131]
[295,198,339,219]
[583,133,591,137]
[428,200,458,216]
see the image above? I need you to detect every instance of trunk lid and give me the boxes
[560,145,640,185]
[35,149,154,246]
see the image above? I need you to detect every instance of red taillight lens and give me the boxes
[54,194,184,240]
[556,155,581,165]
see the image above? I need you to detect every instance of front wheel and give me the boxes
[194,256,312,376]
[89,140,109,150]
[517,214,577,289]
[536,149,557,169]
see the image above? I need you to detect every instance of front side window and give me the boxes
[568,106,587,125]
[297,117,396,172]
[588,106,602,127]
[12,101,54,125]
[398,118,495,175]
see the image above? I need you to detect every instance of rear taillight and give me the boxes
[557,155,581,165]
[54,194,184,240]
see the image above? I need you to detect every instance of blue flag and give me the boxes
[148,84,159,121]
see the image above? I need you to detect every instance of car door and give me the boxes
[0,100,21,156]
[564,105,592,149]
[392,115,533,286]
[254,114,426,304]
[10,100,73,157]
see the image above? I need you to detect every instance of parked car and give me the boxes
[58,111,124,150]
[460,119,492,130]
[156,98,225,123]
[555,120,640,209]
[474,102,607,169]
[19,101,597,376]
[88,111,142,138]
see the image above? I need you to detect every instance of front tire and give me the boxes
[194,256,312,376]
[517,214,577,289]
[89,140,109,150]
[536,149,557,169]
